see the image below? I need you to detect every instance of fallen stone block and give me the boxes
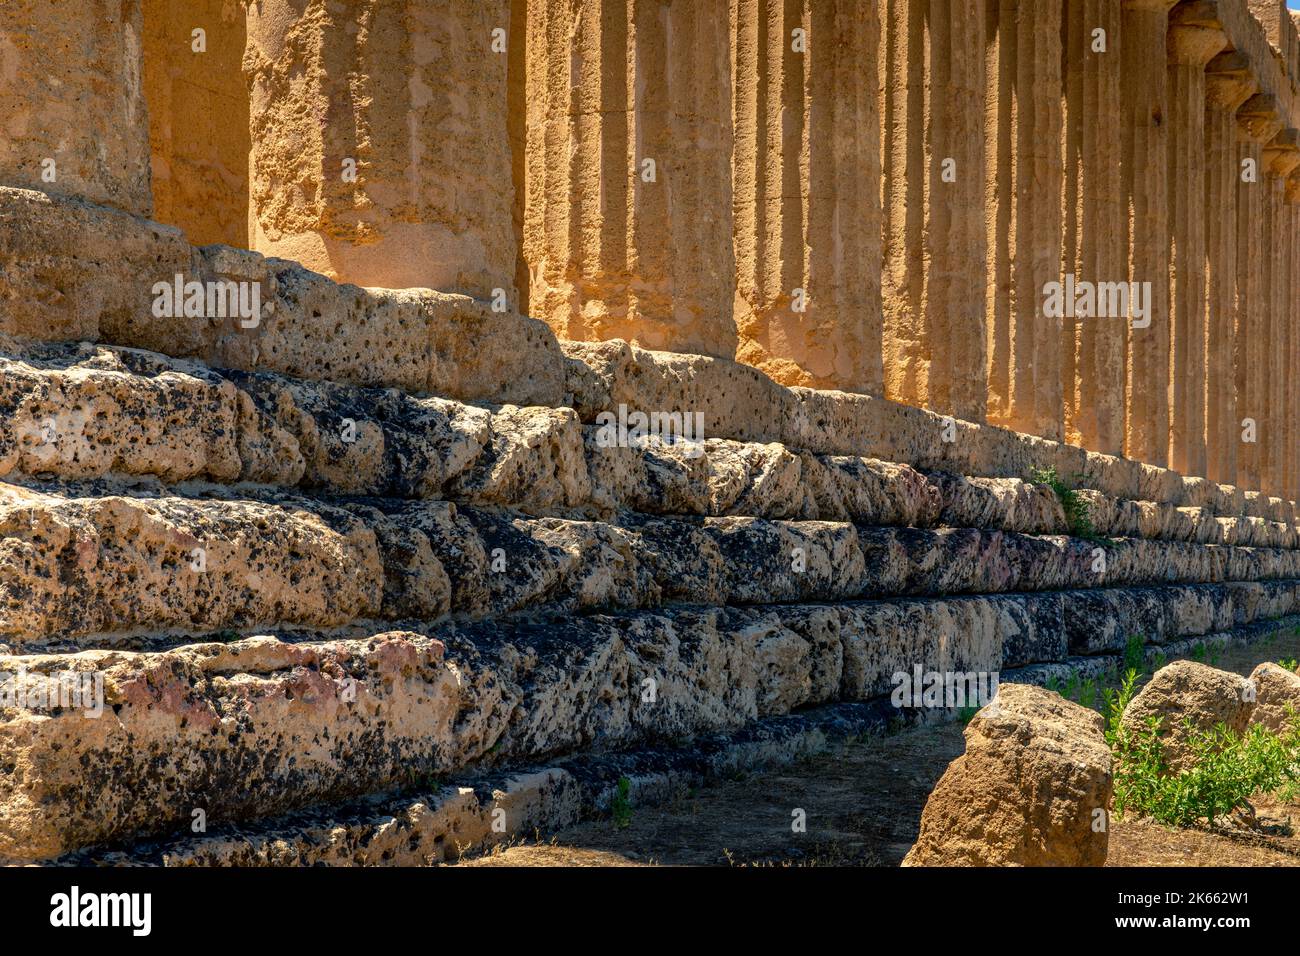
[903,683,1112,866]
[1119,660,1255,772]
[1247,662,1300,735]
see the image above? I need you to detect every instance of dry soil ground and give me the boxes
[455,632,1300,868]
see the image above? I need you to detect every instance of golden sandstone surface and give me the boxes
[3,0,1300,865]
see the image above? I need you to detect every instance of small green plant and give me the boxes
[1102,668,1141,750]
[958,703,980,725]
[1280,658,1299,673]
[1063,670,1080,702]
[611,776,633,829]
[1113,719,1300,827]
[1076,677,1098,711]
[1190,642,1207,663]
[1123,635,1145,674]
[1108,698,1300,828]
[1029,466,1101,542]
[1044,675,1062,694]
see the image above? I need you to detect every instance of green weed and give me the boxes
[1029,466,1102,543]
[611,776,633,829]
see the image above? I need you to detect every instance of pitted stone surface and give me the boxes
[1120,660,1256,772]
[0,484,381,642]
[1248,661,1300,734]
[0,632,456,861]
[903,684,1113,866]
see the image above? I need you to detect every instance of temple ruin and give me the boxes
[5,0,1300,863]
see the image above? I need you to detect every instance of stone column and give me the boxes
[881,0,988,423]
[0,0,152,216]
[143,0,250,247]
[1290,195,1300,502]
[244,0,515,298]
[1290,192,1300,501]
[1121,0,1177,468]
[1234,94,1283,492]
[1262,130,1300,497]
[731,0,882,392]
[1203,51,1256,487]
[523,0,736,359]
[1165,6,1224,479]
[1061,0,1125,454]
[1285,200,1299,501]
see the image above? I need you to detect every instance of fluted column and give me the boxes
[244,0,515,297]
[732,0,882,392]
[1290,195,1300,502]
[143,0,250,247]
[1290,191,1300,502]
[1121,0,1177,467]
[523,0,735,358]
[0,0,152,216]
[1203,52,1256,487]
[881,0,988,422]
[1062,0,1125,454]
[1234,94,1283,492]
[1285,199,1300,501]
[1165,7,1225,479]
[985,0,1063,439]
[1261,130,1300,497]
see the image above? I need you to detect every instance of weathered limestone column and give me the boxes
[0,0,152,216]
[1061,0,1125,454]
[1284,199,1299,500]
[1165,6,1224,480]
[985,0,1063,440]
[143,0,250,247]
[881,0,988,422]
[1262,130,1300,497]
[731,0,882,392]
[1121,0,1177,468]
[1203,51,1256,487]
[1290,192,1300,501]
[1233,94,1283,493]
[244,0,515,298]
[523,0,736,358]
[1290,195,1300,501]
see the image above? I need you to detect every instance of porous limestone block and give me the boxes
[0,1,152,216]
[244,0,515,298]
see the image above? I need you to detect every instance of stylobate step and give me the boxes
[39,610,1300,867]
[3,341,1295,551]
[3,590,1299,861]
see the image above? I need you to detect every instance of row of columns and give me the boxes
[7,0,1300,499]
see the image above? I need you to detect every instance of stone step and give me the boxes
[2,585,1297,861]
[2,341,1296,549]
[0,182,1289,517]
[8,479,1300,648]
[0,187,566,407]
[38,610,1300,867]
[0,483,382,646]
[48,698,911,867]
[564,340,1296,520]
